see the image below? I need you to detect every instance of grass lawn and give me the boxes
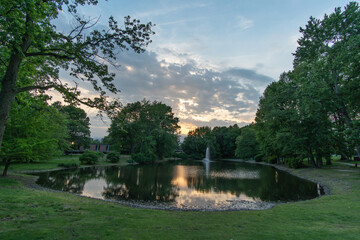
[1,159,360,239]
[0,155,130,173]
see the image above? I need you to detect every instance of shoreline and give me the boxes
[9,159,331,212]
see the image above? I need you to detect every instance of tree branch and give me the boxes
[24,52,74,60]
[17,84,57,93]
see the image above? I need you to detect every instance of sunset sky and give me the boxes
[54,0,352,138]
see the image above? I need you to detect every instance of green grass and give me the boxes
[0,154,130,173]
[1,161,360,239]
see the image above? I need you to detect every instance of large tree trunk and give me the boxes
[307,147,316,168]
[315,149,323,168]
[0,54,24,176]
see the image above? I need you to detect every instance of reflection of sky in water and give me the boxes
[171,165,260,208]
[36,161,322,210]
[81,164,261,208]
[82,179,107,199]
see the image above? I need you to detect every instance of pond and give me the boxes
[33,160,324,211]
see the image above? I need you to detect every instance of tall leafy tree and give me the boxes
[235,126,260,160]
[106,100,180,161]
[0,0,154,153]
[1,93,69,175]
[294,1,360,158]
[53,102,91,150]
[182,126,216,160]
[212,125,241,158]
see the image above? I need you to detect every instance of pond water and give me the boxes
[34,161,324,210]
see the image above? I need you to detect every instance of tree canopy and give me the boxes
[255,2,360,167]
[106,99,180,163]
[0,0,154,156]
[53,102,91,151]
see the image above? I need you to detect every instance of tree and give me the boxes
[106,100,180,162]
[182,126,216,160]
[212,125,241,158]
[235,126,260,160]
[1,93,69,175]
[294,1,360,158]
[0,0,154,156]
[53,102,91,151]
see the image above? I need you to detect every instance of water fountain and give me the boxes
[204,146,210,162]
[203,146,210,178]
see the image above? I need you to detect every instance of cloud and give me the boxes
[54,46,274,138]
[236,16,254,30]
[102,49,274,136]
[134,3,209,18]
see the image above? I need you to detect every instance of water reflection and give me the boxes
[34,161,324,210]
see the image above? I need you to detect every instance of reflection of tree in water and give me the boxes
[101,165,179,202]
[35,167,104,194]
[183,162,320,201]
[35,161,322,203]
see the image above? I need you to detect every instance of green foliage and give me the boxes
[172,152,188,160]
[79,151,99,165]
[212,125,241,158]
[0,0,154,112]
[235,126,260,160]
[284,157,303,169]
[254,2,360,168]
[106,100,180,162]
[106,152,121,163]
[254,154,264,162]
[0,94,69,163]
[182,126,216,160]
[268,155,277,164]
[58,163,79,168]
[131,153,157,164]
[53,102,91,150]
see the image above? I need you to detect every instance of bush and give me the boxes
[172,152,188,160]
[106,152,121,163]
[268,155,277,164]
[58,163,79,168]
[131,153,157,164]
[96,152,105,159]
[79,151,99,165]
[254,153,264,162]
[284,157,303,169]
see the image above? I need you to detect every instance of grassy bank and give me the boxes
[0,155,130,173]
[1,161,360,239]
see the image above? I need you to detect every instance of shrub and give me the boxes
[131,153,157,164]
[79,151,99,165]
[172,152,188,160]
[96,152,105,159]
[268,155,277,164]
[106,152,121,163]
[284,157,303,169]
[254,153,264,162]
[58,163,79,168]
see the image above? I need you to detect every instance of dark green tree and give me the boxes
[235,126,260,160]
[294,1,360,158]
[1,93,69,175]
[182,126,216,160]
[0,0,154,160]
[53,102,91,151]
[106,100,180,162]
